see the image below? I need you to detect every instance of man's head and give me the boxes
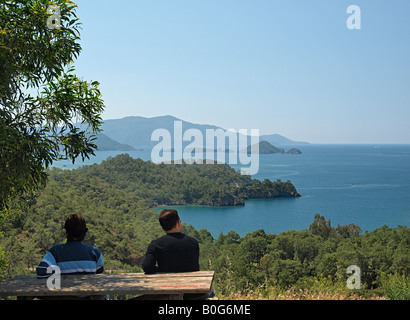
[64,214,88,241]
[158,209,182,233]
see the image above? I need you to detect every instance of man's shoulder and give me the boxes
[53,242,102,255]
[182,233,199,243]
[169,233,199,244]
[153,233,199,243]
[79,242,103,255]
[48,243,65,253]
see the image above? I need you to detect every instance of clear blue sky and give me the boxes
[72,0,410,144]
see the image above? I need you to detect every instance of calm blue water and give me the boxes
[53,145,410,237]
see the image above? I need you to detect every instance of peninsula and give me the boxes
[78,154,301,207]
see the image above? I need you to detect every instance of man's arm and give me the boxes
[193,238,200,271]
[142,241,158,274]
[36,250,57,278]
[95,249,104,274]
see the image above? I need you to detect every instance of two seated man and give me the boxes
[36,209,213,300]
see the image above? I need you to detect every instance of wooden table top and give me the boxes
[0,271,215,298]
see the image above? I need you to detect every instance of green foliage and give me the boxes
[0,248,7,280]
[294,274,350,296]
[379,272,410,300]
[0,0,104,215]
[202,217,410,299]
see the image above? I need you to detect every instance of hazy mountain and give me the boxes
[95,133,136,151]
[260,134,309,146]
[99,115,309,148]
[100,115,217,147]
[246,140,285,154]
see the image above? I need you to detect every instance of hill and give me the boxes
[95,133,136,151]
[98,116,309,148]
[260,133,309,146]
[246,140,284,154]
[100,115,221,147]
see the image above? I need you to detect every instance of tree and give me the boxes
[336,223,362,239]
[240,230,269,265]
[309,214,336,239]
[0,0,105,213]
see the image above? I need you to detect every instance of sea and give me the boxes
[52,144,410,237]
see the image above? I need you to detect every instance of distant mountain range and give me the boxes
[93,115,309,151]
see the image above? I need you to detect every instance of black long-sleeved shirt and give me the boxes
[142,232,199,274]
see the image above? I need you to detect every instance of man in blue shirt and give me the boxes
[36,214,104,278]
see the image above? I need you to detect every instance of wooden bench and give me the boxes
[0,271,214,300]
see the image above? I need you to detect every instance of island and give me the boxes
[286,148,302,154]
[245,140,302,155]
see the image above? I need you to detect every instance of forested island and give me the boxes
[245,141,302,154]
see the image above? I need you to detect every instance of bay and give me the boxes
[53,144,410,237]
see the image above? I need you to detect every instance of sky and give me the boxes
[71,0,410,144]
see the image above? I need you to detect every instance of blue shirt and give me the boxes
[36,241,104,278]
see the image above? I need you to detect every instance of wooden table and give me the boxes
[0,271,214,300]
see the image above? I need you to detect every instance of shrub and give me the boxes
[379,273,410,300]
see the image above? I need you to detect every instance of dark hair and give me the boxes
[158,209,180,231]
[64,214,88,241]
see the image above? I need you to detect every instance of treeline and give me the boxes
[0,155,409,299]
[193,215,409,299]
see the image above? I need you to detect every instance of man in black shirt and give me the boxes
[142,209,199,274]
[142,209,213,299]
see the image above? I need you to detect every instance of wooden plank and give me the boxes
[144,271,215,278]
[0,271,214,298]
